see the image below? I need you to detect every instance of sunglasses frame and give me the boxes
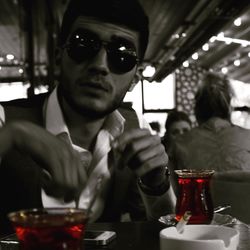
[62,29,139,74]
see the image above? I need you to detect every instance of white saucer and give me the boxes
[159,213,238,227]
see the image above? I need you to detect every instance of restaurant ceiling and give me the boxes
[0,0,250,84]
[141,0,250,83]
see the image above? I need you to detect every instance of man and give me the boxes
[0,0,175,235]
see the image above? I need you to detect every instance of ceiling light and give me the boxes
[241,42,248,47]
[234,59,240,66]
[142,65,156,77]
[225,40,232,45]
[19,68,24,74]
[234,18,241,27]
[192,53,198,60]
[181,33,186,37]
[6,54,14,60]
[202,43,209,51]
[221,67,228,74]
[183,61,189,67]
[0,57,4,62]
[248,52,250,58]
[209,36,216,43]
[214,35,250,47]
[217,32,224,39]
[0,66,2,70]
[223,37,233,44]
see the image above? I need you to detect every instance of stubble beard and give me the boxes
[58,84,124,119]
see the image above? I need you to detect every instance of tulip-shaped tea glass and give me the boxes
[8,208,88,250]
[175,169,214,224]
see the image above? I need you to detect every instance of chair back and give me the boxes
[211,171,250,224]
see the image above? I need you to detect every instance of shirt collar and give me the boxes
[44,86,125,140]
[44,86,69,136]
[102,109,125,139]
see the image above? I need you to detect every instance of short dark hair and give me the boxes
[59,0,149,62]
[165,110,191,131]
[195,72,232,124]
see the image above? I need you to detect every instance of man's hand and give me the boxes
[112,128,168,188]
[0,121,89,201]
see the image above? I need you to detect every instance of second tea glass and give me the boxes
[175,169,214,224]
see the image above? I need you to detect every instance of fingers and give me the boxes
[8,121,90,201]
[132,148,167,176]
[41,149,88,200]
[57,132,72,147]
[113,129,158,167]
[113,128,168,178]
[112,128,151,152]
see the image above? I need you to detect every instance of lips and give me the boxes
[76,80,111,92]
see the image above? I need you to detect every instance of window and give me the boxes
[124,73,175,135]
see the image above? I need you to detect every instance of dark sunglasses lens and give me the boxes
[108,51,138,74]
[66,30,138,73]
[107,41,138,74]
[67,31,99,63]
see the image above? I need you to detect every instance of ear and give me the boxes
[128,69,141,92]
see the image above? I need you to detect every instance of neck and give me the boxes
[59,97,106,151]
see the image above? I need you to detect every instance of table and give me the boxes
[86,221,250,250]
[86,222,165,250]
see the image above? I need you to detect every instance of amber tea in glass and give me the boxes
[8,208,88,250]
[175,169,214,224]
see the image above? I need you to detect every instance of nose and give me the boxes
[88,47,110,75]
[179,130,184,135]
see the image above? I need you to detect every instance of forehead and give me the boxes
[69,16,140,48]
[171,121,191,129]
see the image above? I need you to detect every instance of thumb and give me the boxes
[57,132,72,146]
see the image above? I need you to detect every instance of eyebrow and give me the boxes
[111,35,136,49]
[71,28,137,49]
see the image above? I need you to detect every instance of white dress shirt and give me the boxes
[42,87,127,222]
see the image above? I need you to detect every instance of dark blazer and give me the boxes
[0,93,145,236]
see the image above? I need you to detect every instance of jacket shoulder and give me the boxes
[1,93,49,123]
[1,93,48,108]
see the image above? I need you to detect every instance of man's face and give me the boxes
[58,16,140,118]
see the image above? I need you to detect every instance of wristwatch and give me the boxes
[138,167,170,196]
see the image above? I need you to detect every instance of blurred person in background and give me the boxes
[162,110,192,153]
[170,72,250,175]
[0,0,175,235]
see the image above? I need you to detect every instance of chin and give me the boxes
[80,108,114,119]
[75,103,117,119]
[61,89,121,118]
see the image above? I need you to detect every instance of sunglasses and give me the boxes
[63,29,139,74]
